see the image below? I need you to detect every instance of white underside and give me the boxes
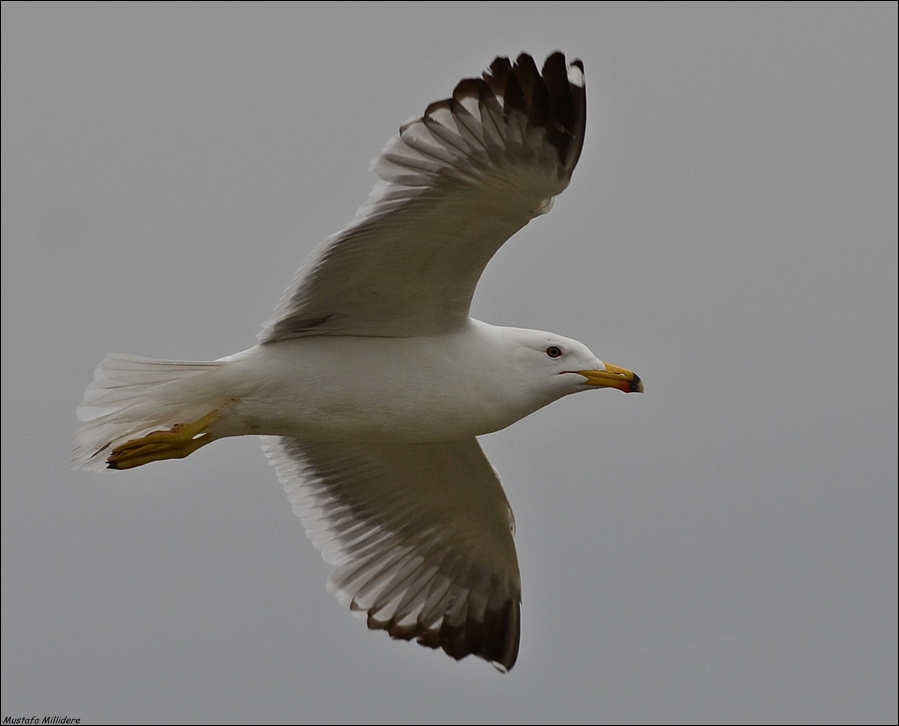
[72,319,601,470]
[211,320,566,443]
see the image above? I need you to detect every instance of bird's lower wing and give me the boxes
[261,436,522,671]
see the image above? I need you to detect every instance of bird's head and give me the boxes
[508,328,643,398]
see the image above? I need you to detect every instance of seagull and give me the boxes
[73,52,643,672]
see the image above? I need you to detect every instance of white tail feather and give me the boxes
[73,353,226,471]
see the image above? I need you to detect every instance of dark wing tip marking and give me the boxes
[492,52,586,174]
[429,51,586,178]
[365,592,521,672]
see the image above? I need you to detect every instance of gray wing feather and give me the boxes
[259,53,586,341]
[261,436,522,671]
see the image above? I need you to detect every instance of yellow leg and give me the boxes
[107,410,222,470]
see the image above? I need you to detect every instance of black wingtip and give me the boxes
[497,52,587,174]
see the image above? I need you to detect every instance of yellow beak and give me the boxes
[576,363,644,393]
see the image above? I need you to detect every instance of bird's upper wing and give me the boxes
[259,52,586,342]
[261,436,522,671]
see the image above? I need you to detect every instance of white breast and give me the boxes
[210,321,555,444]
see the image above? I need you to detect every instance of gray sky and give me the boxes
[2,3,896,724]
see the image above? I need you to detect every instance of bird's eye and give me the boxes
[546,346,563,359]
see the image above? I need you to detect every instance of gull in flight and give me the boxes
[74,52,643,672]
